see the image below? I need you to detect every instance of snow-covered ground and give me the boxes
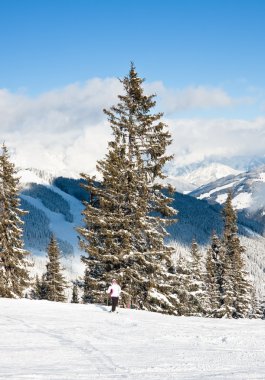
[0,298,265,380]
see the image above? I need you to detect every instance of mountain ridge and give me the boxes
[17,168,265,298]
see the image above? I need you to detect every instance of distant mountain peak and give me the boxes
[190,165,265,238]
[180,163,241,187]
[165,162,241,190]
[18,168,55,186]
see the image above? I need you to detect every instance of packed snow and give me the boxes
[0,298,265,380]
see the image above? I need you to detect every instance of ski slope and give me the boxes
[0,299,265,379]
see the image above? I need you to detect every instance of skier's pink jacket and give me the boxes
[107,284,121,297]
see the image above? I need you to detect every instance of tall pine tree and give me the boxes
[78,64,177,313]
[0,144,30,298]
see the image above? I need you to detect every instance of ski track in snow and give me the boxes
[0,299,265,380]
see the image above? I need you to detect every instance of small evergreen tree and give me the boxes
[71,283,79,304]
[31,274,48,300]
[0,144,30,298]
[82,268,92,303]
[248,288,263,319]
[30,275,41,299]
[187,239,207,316]
[260,301,265,319]
[34,275,42,298]
[78,64,177,314]
[44,235,67,302]
[205,233,224,317]
[171,254,191,316]
[220,192,253,318]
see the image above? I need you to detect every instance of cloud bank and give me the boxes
[0,78,123,176]
[167,117,265,168]
[0,78,263,177]
[144,82,248,114]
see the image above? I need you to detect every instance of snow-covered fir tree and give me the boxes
[82,268,91,303]
[71,283,79,303]
[171,254,191,316]
[31,274,48,300]
[261,299,265,320]
[205,233,225,317]
[44,235,67,302]
[187,239,207,316]
[248,287,263,319]
[78,64,177,314]
[30,275,41,300]
[0,144,30,298]
[219,192,253,318]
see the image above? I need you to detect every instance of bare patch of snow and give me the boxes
[232,192,253,210]
[216,193,228,204]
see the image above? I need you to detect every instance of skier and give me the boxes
[107,279,121,313]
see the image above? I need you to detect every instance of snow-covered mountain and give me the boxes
[19,169,85,257]
[163,175,196,193]
[18,155,265,195]
[165,162,240,192]
[19,168,55,186]
[18,168,231,254]
[190,164,265,235]
[166,155,265,191]
[18,167,265,248]
[176,163,240,188]
[190,164,265,208]
[18,168,265,298]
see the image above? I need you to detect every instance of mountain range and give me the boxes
[190,164,265,235]
[17,164,265,298]
[166,154,265,191]
[18,166,244,254]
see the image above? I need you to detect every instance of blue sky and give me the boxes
[1,0,264,94]
[0,0,265,175]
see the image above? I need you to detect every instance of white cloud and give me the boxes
[0,78,123,176]
[0,78,263,177]
[167,117,265,168]
[144,82,250,114]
